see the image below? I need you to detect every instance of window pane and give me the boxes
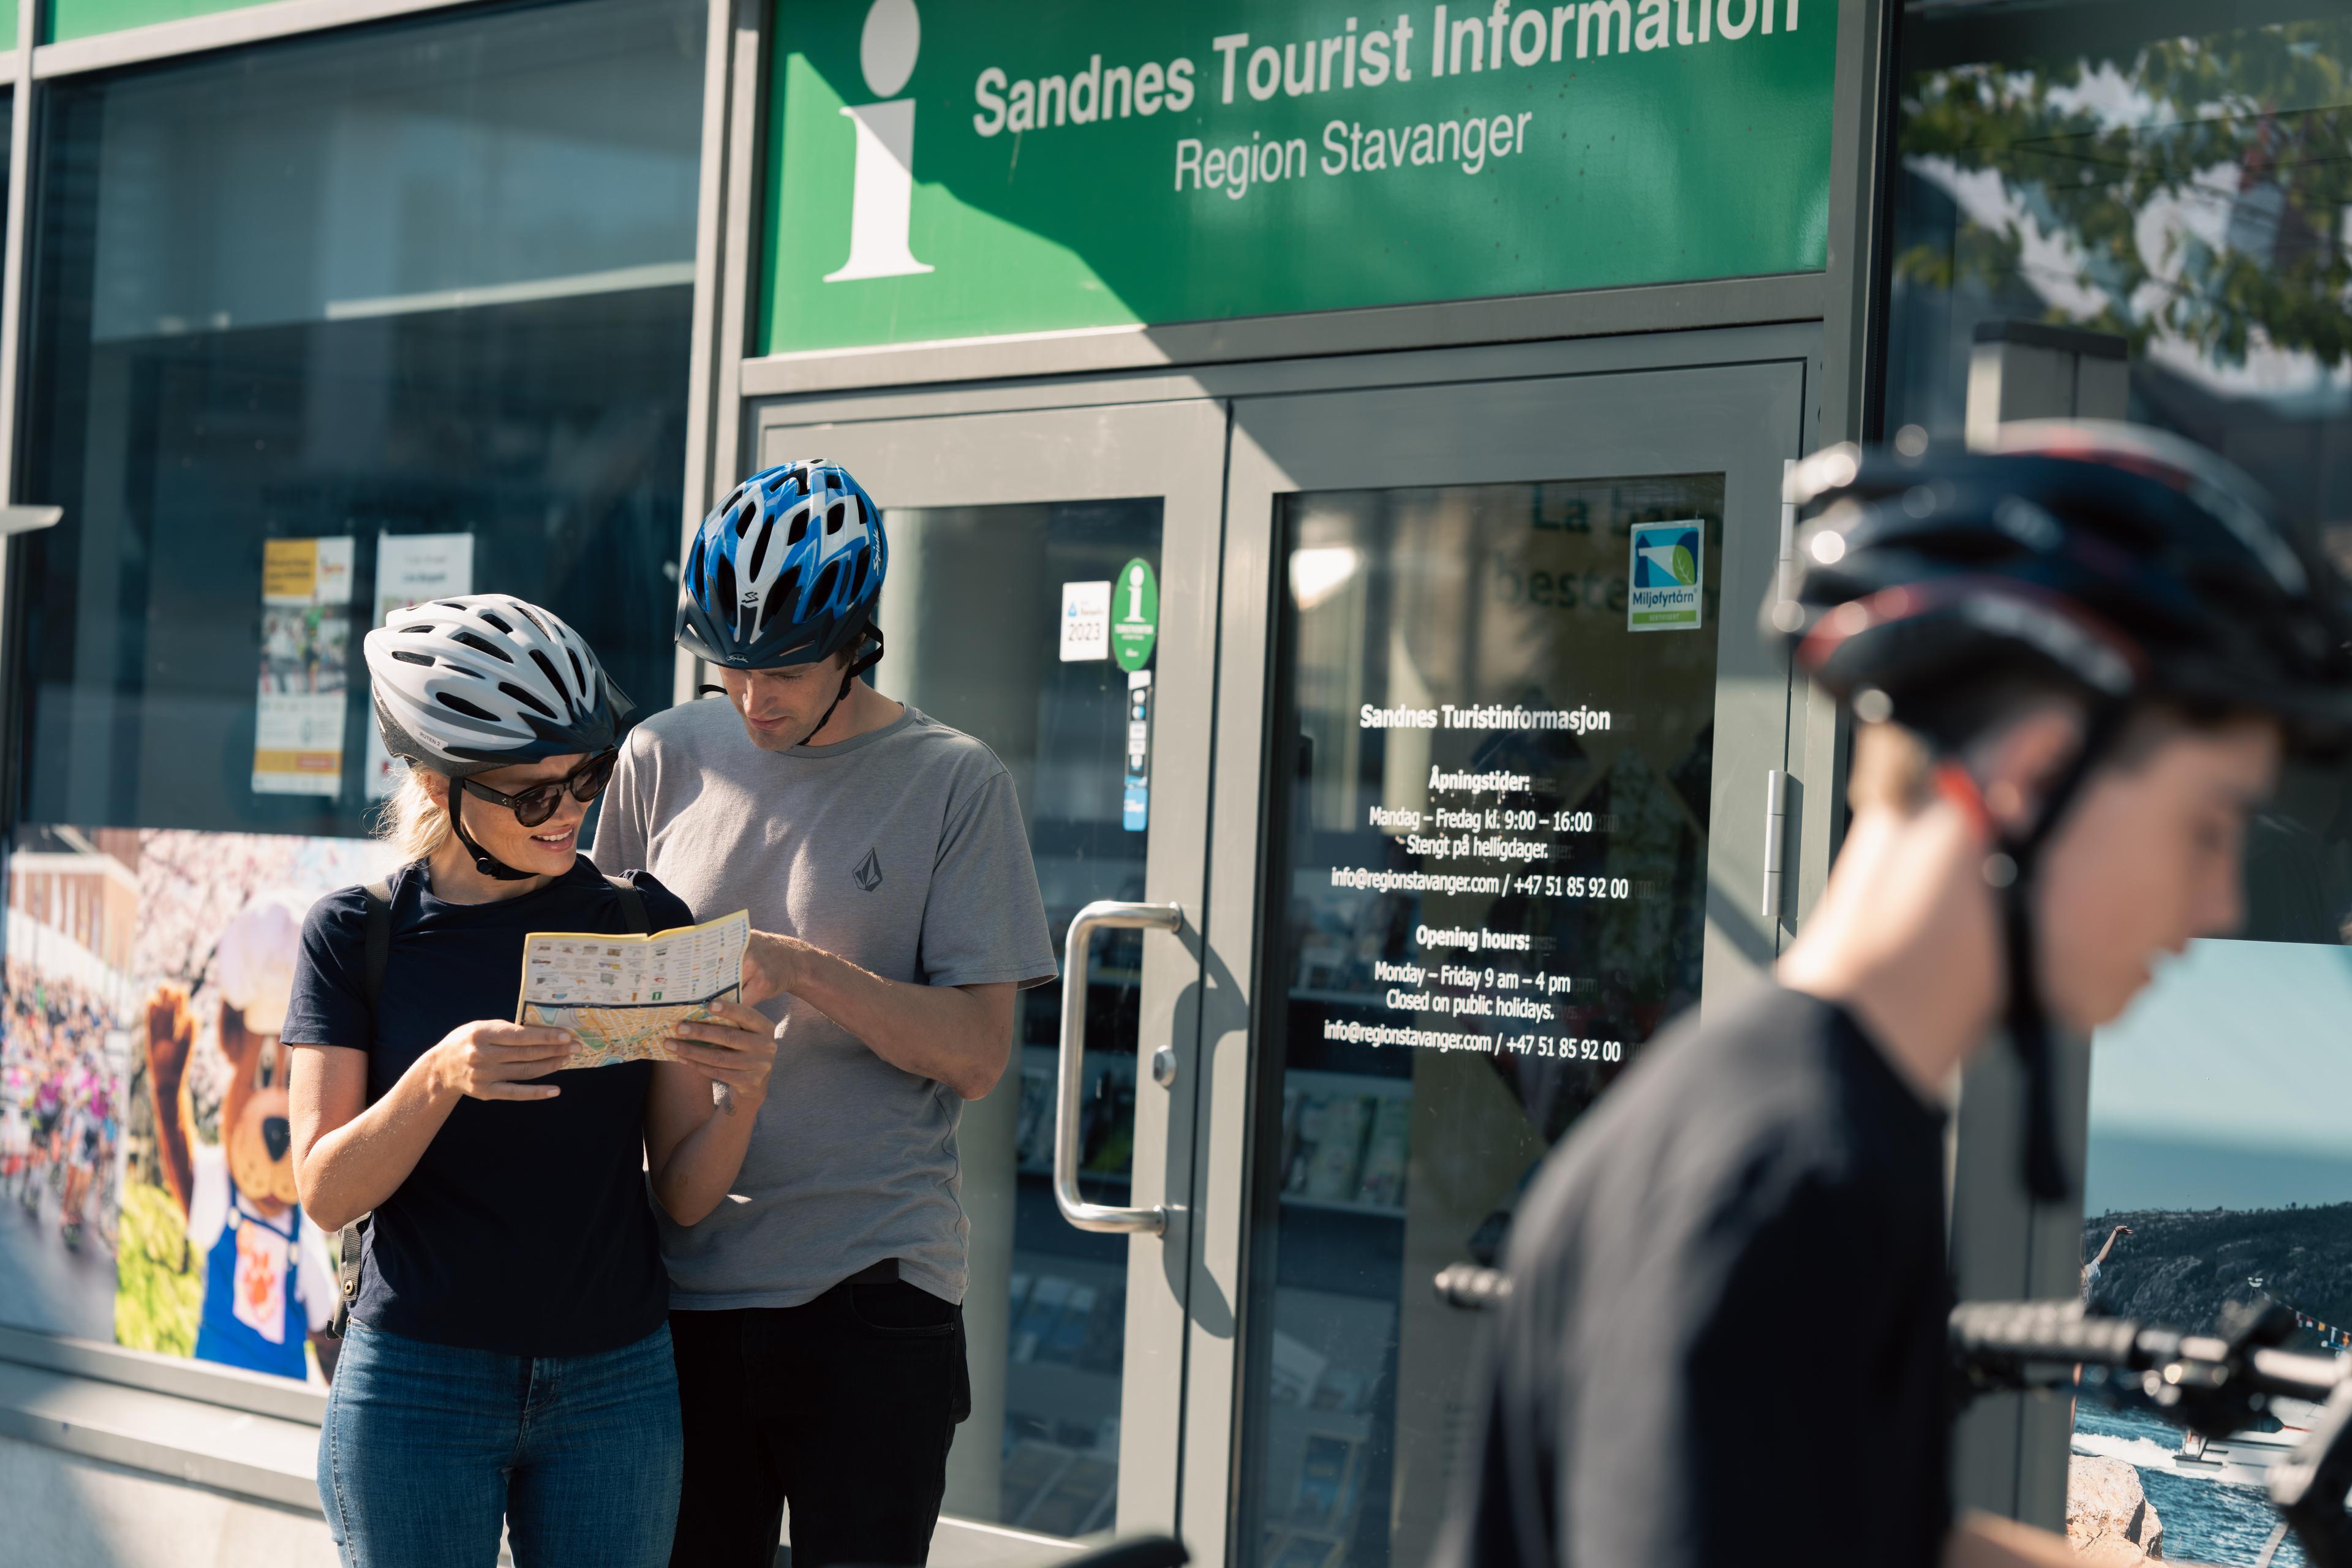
[0,0,702,1374]
[1242,476,1723,1568]
[875,500,1164,1535]
[1887,8,2352,1563]
[16,0,704,838]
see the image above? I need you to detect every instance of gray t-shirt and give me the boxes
[590,699,1057,1309]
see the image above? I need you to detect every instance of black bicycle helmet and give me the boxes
[1768,419,2352,1203]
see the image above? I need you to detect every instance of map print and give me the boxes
[515,908,751,1071]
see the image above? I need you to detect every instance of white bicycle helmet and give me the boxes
[364,595,631,778]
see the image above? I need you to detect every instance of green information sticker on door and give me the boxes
[1112,559,1158,671]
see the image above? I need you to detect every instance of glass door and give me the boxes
[747,400,1226,1551]
[1187,357,1809,1568]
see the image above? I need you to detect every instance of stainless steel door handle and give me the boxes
[1055,899,1183,1235]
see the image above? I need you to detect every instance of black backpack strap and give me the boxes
[330,876,396,1340]
[607,873,651,935]
[360,878,393,1011]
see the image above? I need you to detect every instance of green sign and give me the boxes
[763,0,1836,353]
[1112,558,1158,671]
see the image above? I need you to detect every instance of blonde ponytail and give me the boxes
[377,766,451,864]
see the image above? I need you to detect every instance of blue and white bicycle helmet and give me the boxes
[677,460,888,674]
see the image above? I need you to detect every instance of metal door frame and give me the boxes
[1183,330,1823,1567]
[745,320,1829,1568]
[751,399,1228,1557]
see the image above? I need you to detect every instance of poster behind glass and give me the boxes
[1889,4,2352,1562]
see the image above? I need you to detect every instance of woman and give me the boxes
[285,595,775,1568]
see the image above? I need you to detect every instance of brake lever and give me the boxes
[2272,1379,2352,1568]
[2149,1300,2299,1441]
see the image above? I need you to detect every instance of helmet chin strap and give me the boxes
[792,624,888,749]
[447,785,536,883]
[1938,702,2129,1207]
[695,625,890,746]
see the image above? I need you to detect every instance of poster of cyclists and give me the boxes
[0,828,137,1341]
[1,825,390,1383]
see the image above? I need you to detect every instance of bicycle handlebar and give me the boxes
[1951,1300,2352,1568]
[1950,1298,2342,1404]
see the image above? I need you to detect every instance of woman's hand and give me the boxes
[427,1021,575,1102]
[666,1000,778,1110]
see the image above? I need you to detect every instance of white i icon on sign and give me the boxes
[824,0,934,282]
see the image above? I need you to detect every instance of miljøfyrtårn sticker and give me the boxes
[1627,521,1704,633]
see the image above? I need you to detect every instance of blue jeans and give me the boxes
[318,1321,682,1568]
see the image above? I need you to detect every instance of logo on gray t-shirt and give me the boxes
[853,846,884,892]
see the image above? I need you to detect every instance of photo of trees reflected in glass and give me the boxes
[1889,9,2352,1564]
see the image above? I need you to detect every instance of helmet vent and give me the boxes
[746,519,775,582]
[510,602,554,637]
[810,560,841,609]
[434,692,499,722]
[499,681,557,719]
[390,650,435,667]
[826,502,846,534]
[776,566,802,614]
[788,509,809,546]
[400,624,434,635]
[714,555,739,623]
[527,649,569,703]
[566,647,586,694]
[476,609,513,634]
[732,502,752,540]
[449,630,514,663]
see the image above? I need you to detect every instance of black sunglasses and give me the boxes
[459,750,619,828]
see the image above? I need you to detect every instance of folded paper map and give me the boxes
[516,908,750,1071]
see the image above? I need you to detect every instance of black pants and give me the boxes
[667,1281,967,1568]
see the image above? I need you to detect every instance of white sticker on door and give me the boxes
[1060,580,1110,661]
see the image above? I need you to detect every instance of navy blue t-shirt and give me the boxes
[282,856,693,1357]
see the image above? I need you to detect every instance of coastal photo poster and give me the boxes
[2072,938,2352,1566]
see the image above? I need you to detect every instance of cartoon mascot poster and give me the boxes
[142,891,336,1381]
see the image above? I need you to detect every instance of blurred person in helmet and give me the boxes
[1436,423,2352,1568]
[284,595,777,1568]
[592,461,1057,1568]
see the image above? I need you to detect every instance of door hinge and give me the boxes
[1762,768,1790,921]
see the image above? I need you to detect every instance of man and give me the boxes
[1436,422,2352,1568]
[590,459,1057,1568]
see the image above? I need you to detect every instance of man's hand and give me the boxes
[741,932,809,1006]
[737,927,1016,1100]
[666,1000,780,1112]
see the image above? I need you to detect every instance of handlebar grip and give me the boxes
[1949,1300,2149,1370]
[1434,1264,1512,1310]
